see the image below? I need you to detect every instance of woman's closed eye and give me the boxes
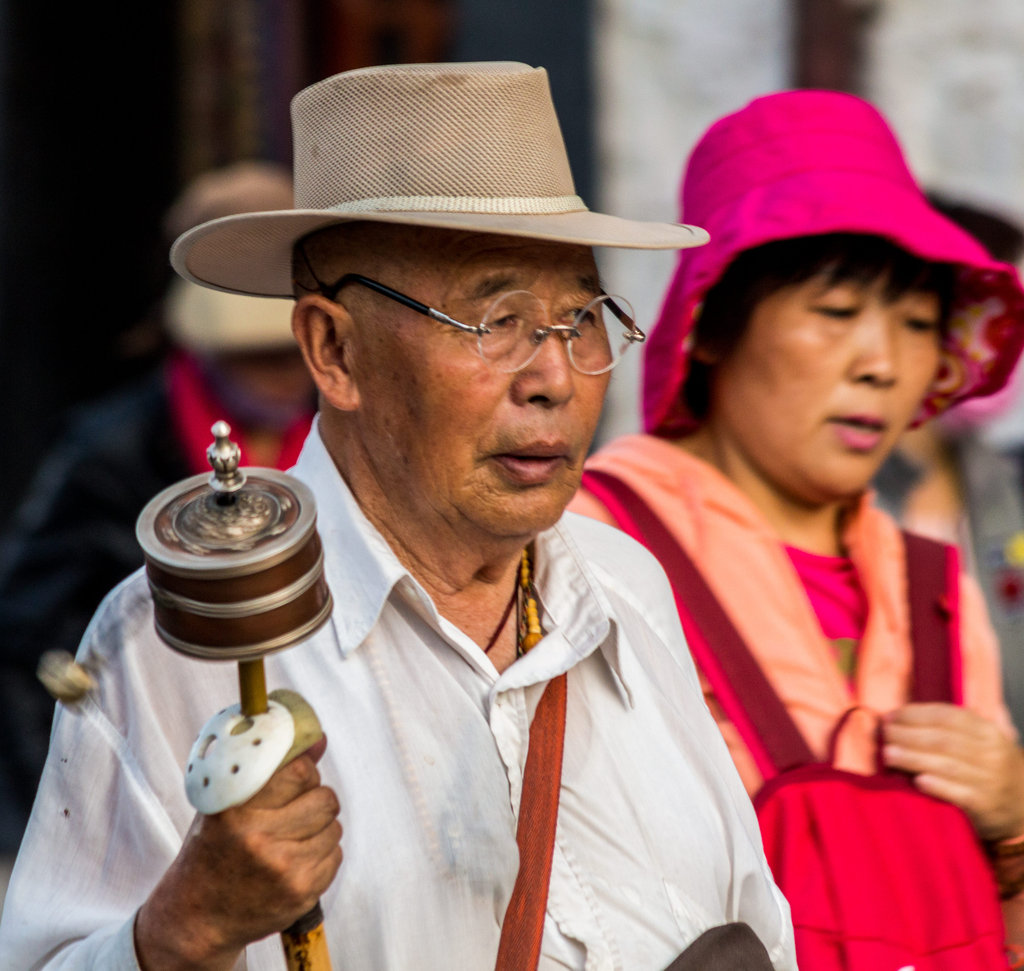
[904,314,940,333]
[813,303,859,319]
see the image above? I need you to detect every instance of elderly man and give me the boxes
[0,63,796,970]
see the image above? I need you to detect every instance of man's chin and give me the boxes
[484,489,573,543]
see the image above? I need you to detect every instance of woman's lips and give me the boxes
[830,415,887,452]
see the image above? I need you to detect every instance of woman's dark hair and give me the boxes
[683,233,958,421]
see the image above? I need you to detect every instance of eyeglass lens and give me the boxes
[477,292,637,375]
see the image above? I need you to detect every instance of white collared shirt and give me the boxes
[0,421,795,970]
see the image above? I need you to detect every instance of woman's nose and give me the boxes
[849,310,899,387]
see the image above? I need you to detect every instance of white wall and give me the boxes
[866,0,1024,225]
[592,0,791,444]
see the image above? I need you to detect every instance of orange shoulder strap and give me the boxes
[494,672,567,971]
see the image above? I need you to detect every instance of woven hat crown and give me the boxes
[293,61,581,216]
[171,62,708,297]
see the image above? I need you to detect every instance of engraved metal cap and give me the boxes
[136,422,332,660]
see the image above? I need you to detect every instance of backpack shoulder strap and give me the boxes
[578,474,965,774]
[902,530,962,704]
[580,469,813,777]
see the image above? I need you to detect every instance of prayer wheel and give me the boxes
[136,420,335,970]
[136,421,332,661]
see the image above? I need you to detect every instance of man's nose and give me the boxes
[511,326,577,406]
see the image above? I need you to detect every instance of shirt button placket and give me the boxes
[490,687,529,814]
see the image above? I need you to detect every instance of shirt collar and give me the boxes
[292,420,409,656]
[292,419,631,701]
[496,519,632,705]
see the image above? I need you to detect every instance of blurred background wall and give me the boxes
[2,0,1024,529]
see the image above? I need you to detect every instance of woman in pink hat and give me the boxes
[572,90,1024,968]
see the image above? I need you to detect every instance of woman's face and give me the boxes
[697,271,944,515]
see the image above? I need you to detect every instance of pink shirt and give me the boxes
[784,546,867,681]
[784,547,866,641]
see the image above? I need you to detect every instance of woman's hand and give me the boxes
[882,702,1024,842]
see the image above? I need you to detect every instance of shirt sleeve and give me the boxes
[0,690,183,969]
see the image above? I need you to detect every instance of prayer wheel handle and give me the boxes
[137,421,334,971]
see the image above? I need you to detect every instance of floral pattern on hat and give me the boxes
[919,268,1024,422]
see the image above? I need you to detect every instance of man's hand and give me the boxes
[882,702,1024,842]
[134,739,342,970]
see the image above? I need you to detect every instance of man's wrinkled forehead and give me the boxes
[436,234,600,294]
[308,222,596,276]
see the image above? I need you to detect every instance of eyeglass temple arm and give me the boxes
[601,294,645,344]
[334,274,483,335]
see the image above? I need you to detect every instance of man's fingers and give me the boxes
[195,792,343,909]
[258,784,342,842]
[293,826,344,894]
[304,735,328,765]
[247,819,344,917]
[248,751,325,810]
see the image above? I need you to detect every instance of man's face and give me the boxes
[333,231,611,550]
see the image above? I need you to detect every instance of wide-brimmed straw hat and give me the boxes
[171,61,709,298]
[642,89,1024,437]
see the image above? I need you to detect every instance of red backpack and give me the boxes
[581,470,1010,970]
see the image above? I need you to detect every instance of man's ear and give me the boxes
[292,294,361,411]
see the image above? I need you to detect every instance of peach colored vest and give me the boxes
[570,434,1012,795]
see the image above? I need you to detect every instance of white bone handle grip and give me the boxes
[184,689,333,970]
[184,688,323,814]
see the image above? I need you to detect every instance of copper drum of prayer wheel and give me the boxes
[136,421,333,661]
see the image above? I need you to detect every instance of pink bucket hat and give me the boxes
[643,89,1024,438]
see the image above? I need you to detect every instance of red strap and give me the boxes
[578,470,962,776]
[904,531,961,704]
[495,672,567,971]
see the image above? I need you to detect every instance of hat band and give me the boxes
[321,193,589,216]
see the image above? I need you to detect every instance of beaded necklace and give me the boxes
[482,545,544,657]
[518,544,544,655]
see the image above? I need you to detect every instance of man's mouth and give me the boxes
[492,444,570,484]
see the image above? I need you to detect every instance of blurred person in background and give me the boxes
[874,193,1024,736]
[0,160,316,853]
[572,90,1024,966]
